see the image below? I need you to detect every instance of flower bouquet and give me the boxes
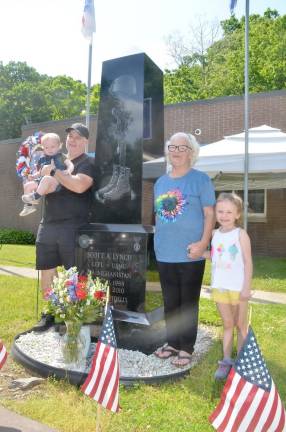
[44,267,109,365]
[44,266,108,323]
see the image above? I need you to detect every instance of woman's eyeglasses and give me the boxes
[168,144,191,152]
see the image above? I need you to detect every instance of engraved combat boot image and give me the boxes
[103,166,131,201]
[95,164,120,202]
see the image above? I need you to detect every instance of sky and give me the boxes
[1,0,286,86]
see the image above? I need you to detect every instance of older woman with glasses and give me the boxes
[154,132,215,367]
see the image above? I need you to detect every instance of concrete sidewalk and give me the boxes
[0,405,58,432]
[1,265,286,305]
[147,281,286,305]
[0,265,39,279]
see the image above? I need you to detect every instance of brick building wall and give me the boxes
[247,189,286,257]
[0,90,285,256]
[22,115,98,153]
[164,90,286,144]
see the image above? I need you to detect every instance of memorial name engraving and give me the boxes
[78,229,147,312]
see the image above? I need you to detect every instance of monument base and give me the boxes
[11,322,210,386]
[112,307,166,353]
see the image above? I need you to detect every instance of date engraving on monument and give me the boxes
[85,232,147,311]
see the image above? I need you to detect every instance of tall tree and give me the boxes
[43,76,86,120]
[164,9,286,103]
[0,62,100,140]
[207,9,286,97]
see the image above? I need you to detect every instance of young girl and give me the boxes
[205,192,253,380]
[21,133,73,208]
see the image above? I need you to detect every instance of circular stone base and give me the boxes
[12,326,215,386]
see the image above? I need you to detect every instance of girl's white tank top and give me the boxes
[211,227,244,292]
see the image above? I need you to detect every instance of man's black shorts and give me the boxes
[36,223,81,270]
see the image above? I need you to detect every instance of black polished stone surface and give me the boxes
[90,52,164,224]
[76,54,164,354]
[76,224,153,312]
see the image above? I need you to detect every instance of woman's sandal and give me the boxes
[171,351,192,367]
[154,343,179,359]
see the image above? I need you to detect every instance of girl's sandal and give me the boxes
[171,352,192,367]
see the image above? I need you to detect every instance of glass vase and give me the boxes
[61,320,87,367]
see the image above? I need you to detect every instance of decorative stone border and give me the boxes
[12,325,216,386]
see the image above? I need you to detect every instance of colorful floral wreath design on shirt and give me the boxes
[155,189,187,222]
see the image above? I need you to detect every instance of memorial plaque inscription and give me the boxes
[77,225,148,312]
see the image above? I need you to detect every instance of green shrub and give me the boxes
[0,228,35,245]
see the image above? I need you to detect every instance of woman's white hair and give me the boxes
[165,132,200,169]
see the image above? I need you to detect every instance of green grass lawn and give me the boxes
[0,244,286,293]
[0,244,35,267]
[0,275,285,432]
[149,255,286,293]
[203,257,286,293]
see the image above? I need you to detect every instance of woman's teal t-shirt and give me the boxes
[154,168,215,263]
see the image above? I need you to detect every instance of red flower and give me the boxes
[78,275,88,282]
[44,288,52,300]
[76,282,86,290]
[65,280,74,286]
[94,290,105,300]
[76,288,87,300]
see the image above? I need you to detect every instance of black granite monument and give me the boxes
[76,53,164,353]
[90,52,163,223]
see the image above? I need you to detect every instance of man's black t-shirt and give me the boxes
[42,153,94,224]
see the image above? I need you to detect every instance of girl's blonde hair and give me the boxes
[216,192,243,226]
[41,133,62,148]
[165,132,200,169]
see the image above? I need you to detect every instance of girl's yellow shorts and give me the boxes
[211,288,240,305]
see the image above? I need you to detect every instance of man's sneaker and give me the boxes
[22,192,40,205]
[19,204,37,217]
[32,313,54,332]
[214,358,234,380]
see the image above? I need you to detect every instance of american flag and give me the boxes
[0,340,7,369]
[230,0,237,13]
[81,306,120,413]
[81,0,96,40]
[210,327,286,431]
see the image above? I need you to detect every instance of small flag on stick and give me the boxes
[81,0,96,40]
[0,340,7,369]
[209,326,286,431]
[81,305,120,413]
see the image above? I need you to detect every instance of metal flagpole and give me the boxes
[81,0,96,150]
[86,37,93,132]
[243,0,250,230]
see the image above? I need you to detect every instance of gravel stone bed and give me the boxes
[15,325,216,378]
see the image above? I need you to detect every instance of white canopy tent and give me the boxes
[143,125,286,190]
